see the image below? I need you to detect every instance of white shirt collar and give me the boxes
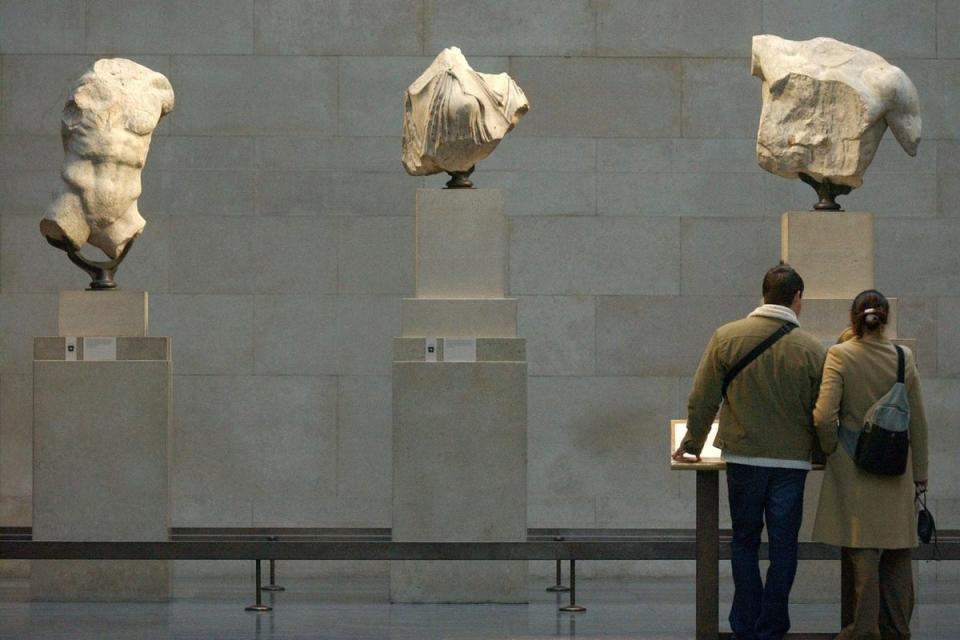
[748,304,799,326]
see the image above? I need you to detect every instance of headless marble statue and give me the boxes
[752,35,921,209]
[402,47,529,188]
[41,58,174,288]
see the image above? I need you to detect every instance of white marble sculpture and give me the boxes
[752,35,920,208]
[41,58,174,260]
[402,47,528,187]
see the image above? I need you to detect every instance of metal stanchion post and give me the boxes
[546,559,570,592]
[558,559,586,612]
[546,536,570,592]
[261,559,285,592]
[245,560,273,612]
[261,536,285,592]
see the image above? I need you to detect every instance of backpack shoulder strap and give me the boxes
[895,345,905,383]
[721,322,797,400]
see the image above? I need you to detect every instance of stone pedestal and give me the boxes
[391,189,527,603]
[415,189,508,298]
[781,212,874,299]
[58,290,149,337]
[31,292,171,601]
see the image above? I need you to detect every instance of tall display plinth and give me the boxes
[31,291,171,601]
[391,189,527,603]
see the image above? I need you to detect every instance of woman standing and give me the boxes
[812,289,929,640]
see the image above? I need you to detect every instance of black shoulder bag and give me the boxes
[916,489,938,559]
[722,322,797,400]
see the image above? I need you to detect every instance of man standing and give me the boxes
[673,264,826,640]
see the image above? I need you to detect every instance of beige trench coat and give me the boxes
[812,333,928,549]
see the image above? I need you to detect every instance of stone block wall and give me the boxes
[0,0,958,580]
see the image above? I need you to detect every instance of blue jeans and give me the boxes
[726,463,808,640]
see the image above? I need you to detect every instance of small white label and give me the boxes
[425,337,438,362]
[65,337,78,361]
[443,338,477,363]
[83,337,117,361]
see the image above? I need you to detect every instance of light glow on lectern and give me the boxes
[671,419,722,461]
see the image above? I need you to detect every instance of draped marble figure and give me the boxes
[752,35,921,208]
[41,58,174,262]
[402,47,529,187]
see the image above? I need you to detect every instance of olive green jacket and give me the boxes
[682,314,827,460]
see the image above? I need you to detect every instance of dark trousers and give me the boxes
[838,547,914,640]
[726,463,808,640]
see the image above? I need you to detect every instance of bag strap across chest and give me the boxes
[896,343,905,384]
[721,321,797,400]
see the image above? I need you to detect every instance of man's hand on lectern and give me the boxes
[672,445,701,463]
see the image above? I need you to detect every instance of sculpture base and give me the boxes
[416,189,507,298]
[58,290,148,337]
[445,166,475,189]
[800,173,852,211]
[46,236,136,291]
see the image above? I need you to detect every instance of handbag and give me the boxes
[916,489,937,546]
[839,345,911,476]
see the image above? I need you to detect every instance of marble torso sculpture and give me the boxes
[752,35,921,209]
[41,58,174,288]
[402,47,529,188]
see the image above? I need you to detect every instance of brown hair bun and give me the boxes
[851,290,889,337]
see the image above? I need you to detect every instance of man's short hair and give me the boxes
[762,264,804,306]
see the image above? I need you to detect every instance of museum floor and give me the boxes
[1,575,958,639]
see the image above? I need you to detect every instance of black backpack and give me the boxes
[839,345,911,476]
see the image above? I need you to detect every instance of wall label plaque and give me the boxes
[442,338,477,363]
[83,336,117,361]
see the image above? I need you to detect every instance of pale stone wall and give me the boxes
[1,1,958,581]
